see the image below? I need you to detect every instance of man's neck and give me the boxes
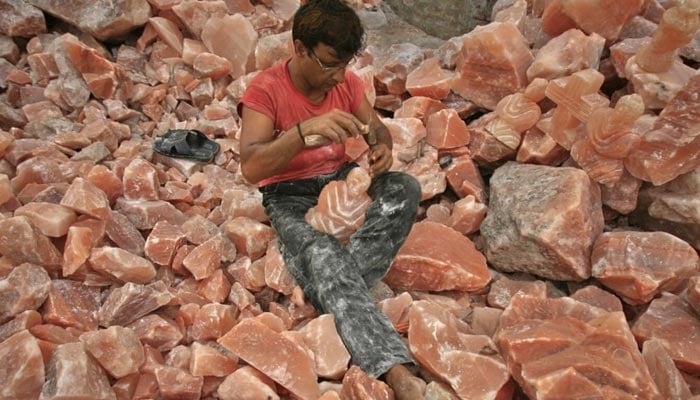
[288,58,326,104]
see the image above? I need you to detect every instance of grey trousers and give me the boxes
[261,163,421,377]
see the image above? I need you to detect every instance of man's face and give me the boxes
[305,43,354,91]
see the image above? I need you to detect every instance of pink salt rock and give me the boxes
[263,239,296,295]
[487,275,549,309]
[378,292,413,333]
[60,177,111,220]
[0,330,45,399]
[105,211,146,256]
[400,145,447,201]
[149,16,183,55]
[181,214,219,245]
[298,314,351,380]
[624,55,696,110]
[305,167,372,244]
[218,318,320,400]
[0,310,42,342]
[394,95,447,123]
[89,247,157,284]
[221,187,268,222]
[197,269,232,303]
[600,170,643,215]
[190,303,237,341]
[0,216,62,268]
[217,366,280,400]
[194,52,232,79]
[630,166,700,249]
[405,57,453,100]
[41,341,116,399]
[642,338,694,400]
[80,326,145,379]
[62,226,93,276]
[56,34,130,100]
[632,293,700,374]
[0,263,50,324]
[172,0,228,39]
[224,216,276,260]
[557,0,646,41]
[383,117,428,165]
[688,275,700,314]
[471,306,503,338]
[443,154,486,202]
[11,156,65,194]
[496,295,661,399]
[99,281,173,327]
[452,22,533,110]
[164,345,192,370]
[528,29,605,81]
[182,234,223,280]
[339,366,393,400]
[115,198,187,230]
[569,285,623,313]
[408,301,512,399]
[255,30,293,71]
[143,220,187,266]
[571,138,625,186]
[0,0,46,37]
[386,221,491,291]
[515,126,569,166]
[481,162,604,281]
[425,108,470,149]
[71,217,107,248]
[374,42,424,95]
[537,68,609,150]
[86,165,123,205]
[154,365,203,400]
[466,113,517,166]
[128,314,183,352]
[189,341,238,377]
[591,231,699,304]
[123,158,160,201]
[625,74,700,185]
[26,0,150,41]
[42,279,100,331]
[447,195,487,235]
[201,14,258,79]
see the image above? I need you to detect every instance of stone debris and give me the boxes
[0,0,699,399]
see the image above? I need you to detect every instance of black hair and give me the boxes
[292,0,365,60]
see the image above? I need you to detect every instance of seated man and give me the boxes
[239,0,424,396]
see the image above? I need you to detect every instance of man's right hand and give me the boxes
[298,109,365,144]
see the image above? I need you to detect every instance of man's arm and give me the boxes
[239,106,304,184]
[239,105,366,184]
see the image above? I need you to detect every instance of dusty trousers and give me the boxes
[260,163,421,377]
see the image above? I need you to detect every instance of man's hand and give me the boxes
[368,143,392,176]
[299,109,364,144]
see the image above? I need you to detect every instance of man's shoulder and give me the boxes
[248,61,287,90]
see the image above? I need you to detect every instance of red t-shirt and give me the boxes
[240,59,365,186]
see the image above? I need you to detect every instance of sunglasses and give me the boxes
[308,48,355,73]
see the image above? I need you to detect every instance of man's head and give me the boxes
[292,0,365,62]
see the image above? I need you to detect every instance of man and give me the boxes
[239,0,424,396]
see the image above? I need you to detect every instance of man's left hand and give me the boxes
[368,143,392,176]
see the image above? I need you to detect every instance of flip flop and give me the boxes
[153,129,220,162]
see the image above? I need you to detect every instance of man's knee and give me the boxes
[376,171,421,206]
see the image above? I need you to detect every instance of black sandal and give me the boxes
[153,129,220,162]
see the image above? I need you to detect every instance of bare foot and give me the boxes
[384,364,426,400]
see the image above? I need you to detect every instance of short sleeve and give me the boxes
[240,75,276,121]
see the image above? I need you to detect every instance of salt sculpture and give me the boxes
[571,94,644,186]
[305,167,372,244]
[537,68,609,149]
